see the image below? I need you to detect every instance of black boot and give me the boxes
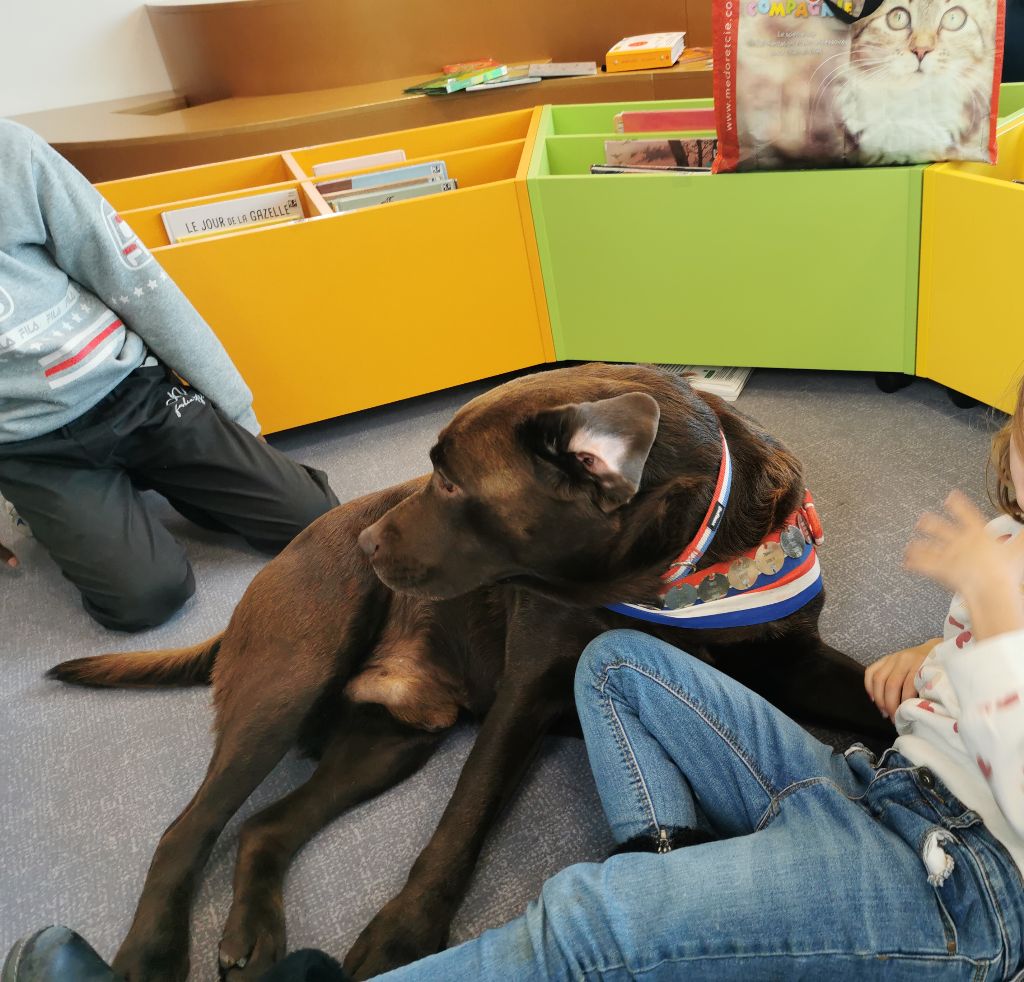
[609,826,715,857]
[2,928,120,982]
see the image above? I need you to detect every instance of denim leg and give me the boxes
[368,780,997,981]
[573,629,866,843]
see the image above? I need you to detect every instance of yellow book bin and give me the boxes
[917,113,1024,414]
[96,109,554,434]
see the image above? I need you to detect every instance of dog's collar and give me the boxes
[608,433,827,629]
[660,430,732,586]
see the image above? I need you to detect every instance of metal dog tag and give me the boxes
[754,541,785,575]
[727,557,758,590]
[780,525,806,559]
[698,573,730,602]
[663,583,699,610]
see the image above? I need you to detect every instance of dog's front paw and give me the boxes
[343,896,448,980]
[218,897,285,981]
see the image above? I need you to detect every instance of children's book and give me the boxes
[527,62,598,77]
[604,138,718,169]
[315,161,448,196]
[176,215,304,243]
[312,149,406,178]
[605,32,685,73]
[322,176,441,204]
[466,75,541,91]
[161,189,303,244]
[329,179,458,214]
[405,65,507,95]
[589,164,711,174]
[441,59,501,74]
[614,108,716,133]
[658,364,753,402]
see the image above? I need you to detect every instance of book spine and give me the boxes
[317,161,448,196]
[329,179,458,213]
[445,65,507,93]
[619,109,717,133]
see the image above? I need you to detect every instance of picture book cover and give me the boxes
[161,189,303,244]
[604,138,718,168]
[614,108,716,133]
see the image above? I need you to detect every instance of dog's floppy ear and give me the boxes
[523,392,660,511]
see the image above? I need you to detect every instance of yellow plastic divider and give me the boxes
[97,153,295,212]
[290,110,534,176]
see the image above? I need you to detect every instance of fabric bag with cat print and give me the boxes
[712,0,1005,171]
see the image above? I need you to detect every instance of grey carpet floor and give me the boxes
[0,366,1006,976]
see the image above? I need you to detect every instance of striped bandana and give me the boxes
[607,432,825,629]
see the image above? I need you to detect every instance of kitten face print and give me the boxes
[723,0,1001,169]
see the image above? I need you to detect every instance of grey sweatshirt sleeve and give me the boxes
[27,133,260,434]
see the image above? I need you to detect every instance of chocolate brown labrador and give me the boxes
[50,363,893,981]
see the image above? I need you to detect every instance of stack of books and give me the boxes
[314,156,457,214]
[591,137,717,175]
[658,364,753,402]
[404,60,509,95]
[402,58,603,96]
[584,108,719,175]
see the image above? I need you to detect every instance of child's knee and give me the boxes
[86,565,196,632]
[575,629,654,698]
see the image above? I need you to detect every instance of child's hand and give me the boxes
[905,491,1024,642]
[0,541,17,569]
[865,640,938,720]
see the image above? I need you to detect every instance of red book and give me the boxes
[615,108,716,134]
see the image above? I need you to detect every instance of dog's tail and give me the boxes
[46,634,222,689]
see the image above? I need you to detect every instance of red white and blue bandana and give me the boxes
[607,432,825,629]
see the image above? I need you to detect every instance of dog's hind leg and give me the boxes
[217,702,443,982]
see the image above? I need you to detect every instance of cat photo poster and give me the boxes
[713,0,1005,171]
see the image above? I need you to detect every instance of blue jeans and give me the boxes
[372,630,1024,981]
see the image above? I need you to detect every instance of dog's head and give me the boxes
[358,364,800,602]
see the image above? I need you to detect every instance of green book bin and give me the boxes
[526,100,922,373]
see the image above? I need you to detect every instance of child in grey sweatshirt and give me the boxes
[0,120,337,630]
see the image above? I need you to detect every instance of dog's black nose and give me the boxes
[357,525,380,558]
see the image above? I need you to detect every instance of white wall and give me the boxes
[0,0,174,118]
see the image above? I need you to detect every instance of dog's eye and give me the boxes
[437,473,459,495]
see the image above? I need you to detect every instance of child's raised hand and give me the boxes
[905,491,1024,642]
[864,640,939,720]
[0,541,17,569]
